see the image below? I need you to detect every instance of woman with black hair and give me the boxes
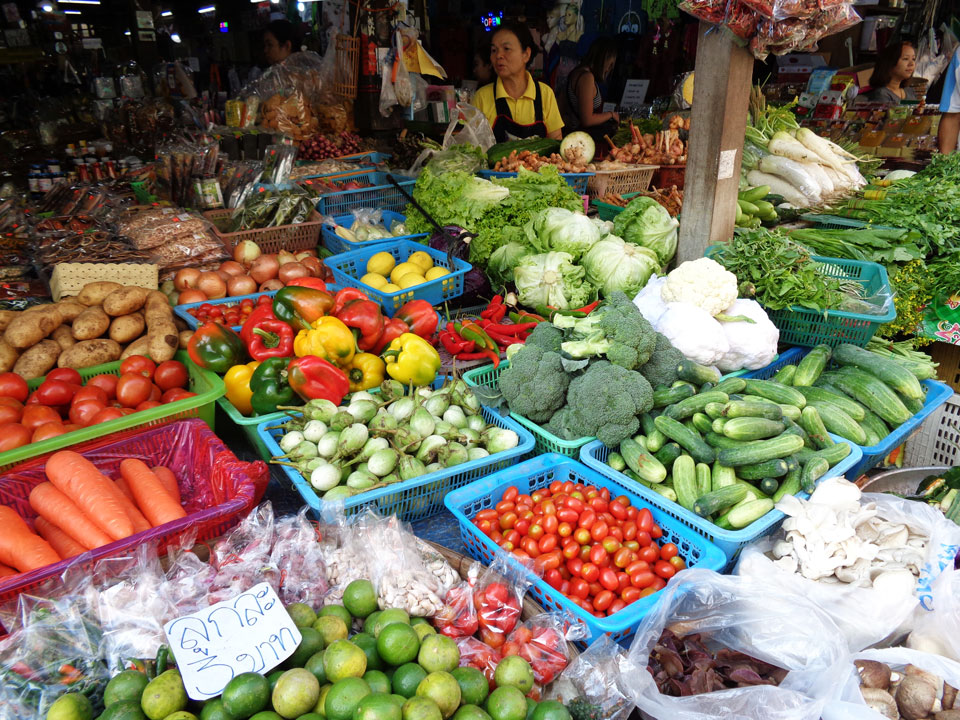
[866,41,917,105]
[563,37,619,141]
[263,20,299,66]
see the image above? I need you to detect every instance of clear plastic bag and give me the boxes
[455,635,501,689]
[625,568,851,720]
[259,90,319,141]
[238,51,329,109]
[503,612,588,685]
[678,0,729,24]
[261,144,298,185]
[473,555,532,650]
[206,503,281,606]
[434,562,481,639]
[443,103,496,152]
[545,633,639,720]
[907,568,960,661]
[269,508,330,607]
[367,516,446,617]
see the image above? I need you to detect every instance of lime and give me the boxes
[198,700,231,720]
[323,640,368,683]
[160,713,196,720]
[401,697,443,720]
[272,668,321,719]
[313,684,331,717]
[269,670,286,692]
[412,624,437,642]
[377,623,421,666]
[295,715,325,720]
[318,605,353,629]
[354,694,403,720]
[493,657,534,694]
[363,670,391,695]
[312,616,349,646]
[417,635,459,674]
[484,687,527,720]
[105,670,150,707]
[249,713,283,720]
[373,609,410,638]
[140,670,188,720]
[351,632,384,671]
[98,699,147,720]
[524,699,536,720]
[343,579,378,619]
[416,672,461,719]
[288,627,326,668]
[222,672,271,718]
[363,611,382,636]
[451,668,488,707]
[287,603,319,628]
[528,701,571,720]
[409,618,429,627]
[47,693,94,720]
[391,664,427,699]
[388,695,408,707]
[305,651,328,685]
[453,706,492,720]
[323,677,371,720]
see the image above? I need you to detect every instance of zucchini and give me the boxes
[713,377,746,395]
[693,485,748,518]
[736,458,789,480]
[712,461,737,490]
[672,454,698,511]
[664,391,730,420]
[677,359,721,386]
[783,418,814,448]
[711,417,728,434]
[800,457,829,493]
[640,413,667,453]
[807,401,867,445]
[654,442,683,468]
[696,462,713,497]
[833,343,924,401]
[759,478,780,496]
[487,138,560,165]
[723,400,782,420]
[704,402,727,419]
[704,431,743,450]
[619,438,668,483]
[859,409,890,446]
[772,364,797,385]
[691,412,713,434]
[773,461,801,502]
[607,451,626,472]
[793,344,831,386]
[717,498,775,529]
[722,417,785,441]
[653,384,695,408]
[831,367,913,426]
[716,434,805,466]
[742,379,807,409]
[649,483,678,503]
[800,406,834,449]
[654,415,716,464]
[794,386,866,421]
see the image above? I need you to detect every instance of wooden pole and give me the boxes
[677,22,755,262]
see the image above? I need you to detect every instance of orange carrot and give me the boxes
[115,475,136,502]
[0,505,61,572]
[34,516,86,560]
[111,480,152,533]
[120,459,186,527]
[0,562,17,577]
[152,465,181,505]
[29,483,114,550]
[45,451,133,541]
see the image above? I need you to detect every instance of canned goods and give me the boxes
[37,173,52,192]
[46,159,60,173]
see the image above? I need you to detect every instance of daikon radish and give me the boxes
[767,131,822,164]
[795,128,852,175]
[746,170,810,207]
[822,165,853,194]
[800,161,835,197]
[758,156,822,205]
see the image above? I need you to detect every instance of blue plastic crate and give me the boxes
[258,396,535,523]
[326,239,470,316]
[580,433,862,562]
[173,286,344,332]
[443,454,727,643]
[314,172,416,216]
[321,210,429,255]
[477,169,594,195]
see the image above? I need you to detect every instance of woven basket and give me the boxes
[50,263,158,301]
[203,209,323,254]
[587,165,657,197]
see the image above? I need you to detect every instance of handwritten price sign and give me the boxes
[164,583,302,700]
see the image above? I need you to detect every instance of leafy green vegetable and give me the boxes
[486,239,531,285]
[405,167,508,234]
[788,227,924,264]
[582,235,660,297]
[513,251,592,311]
[523,207,600,259]
[613,196,679,265]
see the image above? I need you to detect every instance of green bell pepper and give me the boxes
[250,357,297,414]
[187,321,247,373]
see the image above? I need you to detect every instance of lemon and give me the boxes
[361,273,388,289]
[390,262,421,284]
[407,251,434,272]
[381,283,402,293]
[397,274,425,289]
[424,267,450,281]
[367,252,396,276]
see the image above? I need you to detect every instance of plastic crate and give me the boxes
[580,433,862,562]
[326,239,470,316]
[653,164,686,190]
[587,165,657,198]
[706,245,895,348]
[590,192,639,221]
[337,151,392,165]
[203,208,323,255]
[905,392,960,467]
[257,400,535,523]
[800,213,901,231]
[0,351,223,474]
[0,419,268,609]
[477,169,594,195]
[314,172,416,216]
[444,454,727,643]
[321,210,428,255]
[174,290,277,332]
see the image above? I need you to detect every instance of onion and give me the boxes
[219,260,246,276]
[215,269,232,283]
[197,271,227,299]
[227,274,258,296]
[277,250,298,266]
[178,289,208,305]
[234,240,261,266]
[278,262,309,284]
[259,279,284,292]
[300,256,323,277]
[249,255,280,284]
[174,268,201,291]
[295,250,318,260]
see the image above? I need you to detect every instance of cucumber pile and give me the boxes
[735,185,779,229]
[604,358,854,531]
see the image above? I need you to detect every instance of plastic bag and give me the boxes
[907,568,960,661]
[544,633,639,720]
[238,51,328,109]
[473,555,532,650]
[434,562,481,638]
[321,513,375,607]
[625,568,851,720]
[261,143,297,185]
[915,26,959,85]
[443,103,496,152]
[455,635,501,689]
[367,516,446,617]
[503,612,588,685]
[678,0,729,24]
[269,508,330,607]
[206,503,281,606]
[259,90,319,141]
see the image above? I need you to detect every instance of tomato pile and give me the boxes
[472,480,688,618]
[187,295,269,326]
[0,357,193,452]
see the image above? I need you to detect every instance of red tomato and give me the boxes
[542,515,558,534]
[0,396,23,411]
[569,578,589,599]
[621,586,641,604]
[609,500,628,520]
[0,403,21,424]
[34,380,77,406]
[638,545,659,563]
[631,571,655,589]
[86,374,118,399]
[499,512,518,530]
[590,521,608,542]
[520,538,540,557]
[160,388,195,403]
[504,529,520,546]
[538,535,557,553]
[626,560,650,576]
[593,590,614,612]
[527,523,544,541]
[0,423,31,451]
[503,486,518,502]
[654,560,676,580]
[69,400,105,427]
[0,372,29,402]
[116,373,152,408]
[536,550,562,572]
[651,576,667,591]
[120,355,157,379]
[495,500,515,514]
[45,368,80,385]
[476,509,498,523]
[22,405,62,431]
[31,422,66,442]
[566,557,583,577]
[577,509,596,529]
[637,508,654,533]
[635,530,652,547]
[91,407,125,423]
[573,528,591,545]
[557,522,573,538]
[650,523,663,540]
[660,542,679,560]
[608,599,627,615]
[73,386,108,406]
[514,519,530,536]
[578,545,591,562]
[623,522,638,541]
[599,568,619,592]
[613,547,632,568]
[544,569,563,590]
[580,562,599,583]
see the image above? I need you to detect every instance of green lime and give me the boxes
[417,635,459,674]
[415,672,461,719]
[295,715,325,720]
[272,668,321,719]
[363,670,391,695]
[140,670,188,720]
[287,603,319,628]
[323,677,371,720]
[409,617,429,627]
[305,651,328,685]
[388,695,407,707]
[104,670,150,707]
[377,623,421,666]
[318,605,353,629]
[364,611,382,636]
[160,713,196,720]
[249,713,283,720]
[353,694,403,720]
[343,580,378,619]
[391,664,427,699]
[484,687,527,720]
[352,632,384,671]
[323,640,368,683]
[96,699,146,720]
[288,627,326,668]
[312,616,349,646]
[222,672,271,718]
[401,697,443,720]
[198,700,230,720]
[412,624,436,643]
[453,706,492,720]
[451,668,488,707]
[268,670,286,693]
[493,657,534,694]
[313,684,331,717]
[373,609,410,638]
[528,701,571,720]
[524,699,536,720]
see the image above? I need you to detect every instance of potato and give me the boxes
[14,340,61,379]
[72,306,111,341]
[102,286,148,317]
[109,314,146,344]
[52,325,76,352]
[76,281,122,306]
[4,306,63,349]
[0,310,16,333]
[179,330,194,350]
[57,339,122,369]
[148,321,179,363]
[144,291,173,322]
[0,339,18,373]
[54,301,86,324]
[120,336,151,360]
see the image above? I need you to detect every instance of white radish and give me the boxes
[822,136,861,161]
[767,131,822,164]
[839,160,867,190]
[800,161,835,197]
[795,128,852,175]
[758,156,823,206]
[822,165,853,194]
[746,169,810,207]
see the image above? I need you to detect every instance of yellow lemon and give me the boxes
[390,262,421,284]
[397,274,425,289]
[361,273,388,289]
[367,251,396,276]
[381,283,402,293]
[407,251,434,272]
[425,267,450,281]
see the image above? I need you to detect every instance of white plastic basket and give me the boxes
[905,392,960,467]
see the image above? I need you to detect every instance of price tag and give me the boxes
[619,79,650,108]
[164,583,301,701]
[602,102,616,113]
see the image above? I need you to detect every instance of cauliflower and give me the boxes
[655,302,728,366]
[632,275,668,327]
[716,299,780,372]
[660,257,738,316]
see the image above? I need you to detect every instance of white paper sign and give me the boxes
[717,149,738,180]
[602,102,616,113]
[164,583,302,701]
[619,79,650,108]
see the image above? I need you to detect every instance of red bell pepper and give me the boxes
[374,317,409,354]
[336,299,384,353]
[247,318,295,361]
[332,287,369,316]
[396,299,438,339]
[240,303,278,346]
[284,277,328,291]
[287,355,349,405]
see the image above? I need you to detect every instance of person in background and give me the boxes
[473,43,494,85]
[263,20,299,66]
[563,37,619,142]
[866,41,918,105]
[473,22,564,141]
[939,47,960,154]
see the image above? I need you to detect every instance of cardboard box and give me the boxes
[777,53,828,83]
[838,64,874,88]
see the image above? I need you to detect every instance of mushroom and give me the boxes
[943,684,957,710]
[856,660,893,689]
[936,711,960,720]
[905,665,945,700]
[862,687,899,719]
[897,676,938,720]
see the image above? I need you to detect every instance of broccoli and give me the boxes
[523,322,563,353]
[639,332,684,389]
[497,344,570,423]
[563,360,653,447]
[559,292,656,371]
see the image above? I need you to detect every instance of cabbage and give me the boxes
[513,251,592,311]
[486,240,531,285]
[613,197,679,265]
[582,235,660,296]
[523,208,600,259]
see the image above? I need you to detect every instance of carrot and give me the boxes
[0,505,61,572]
[0,562,17,577]
[151,465,181,505]
[45,451,133,541]
[34,516,86,560]
[120,459,186,527]
[115,475,136,503]
[111,480,152,533]
[29,483,114,550]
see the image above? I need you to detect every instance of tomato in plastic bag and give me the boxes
[455,635,501,689]
[434,582,479,638]
[474,581,521,648]
[502,624,570,685]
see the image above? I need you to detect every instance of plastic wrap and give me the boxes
[455,635,501,689]
[261,144,297,185]
[503,612,588,685]
[434,562,481,639]
[238,51,330,110]
[260,90,320,140]
[367,516,446,617]
[545,633,638,720]
[206,503,280,606]
[269,508,330,607]
[678,0,729,24]
[906,568,960,662]
[473,555,532,650]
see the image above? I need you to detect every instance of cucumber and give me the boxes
[624,468,653,488]
[704,402,727,419]
[801,457,829,493]
[800,406,834,449]
[672,454,698,511]
[723,400,783,420]
[736,458,789,480]
[640,413,667,453]
[693,485,748,518]
[691,412,713,434]
[722,417,785,441]
[753,200,776,216]
[654,415,716,464]
[696,462,713,497]
[898,390,924,415]
[701,382,714,393]
[619,438,668,483]
[740,184,770,202]
[704,431,743,450]
[654,442,683,468]
[814,441,852,467]
[684,419,704,438]
[859,409,890,445]
[831,367,913,426]
[794,386,866,421]
[672,380,698,391]
[713,377,747,395]
[649,483,678,503]
[738,198,761,216]
[664,391,730,420]
[759,478,780,496]
[653,384,695,408]
[773,461,801,502]
[783,418,814,448]
[677,359,721,386]
[807,401,867,445]
[778,404,802,422]
[717,498,775,529]
[607,452,626,472]
[742,379,807,409]
[735,480,768,501]
[717,434,805,466]
[833,343,925,402]
[711,417,728,434]
[793,446,816,465]
[772,364,797,385]
[712,461,737,491]
[793,344,831,387]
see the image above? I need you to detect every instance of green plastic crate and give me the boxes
[800,213,901,232]
[217,397,286,462]
[590,192,639,221]
[0,351,223,473]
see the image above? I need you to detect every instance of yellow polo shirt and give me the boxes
[474,72,564,136]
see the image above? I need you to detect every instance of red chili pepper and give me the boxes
[454,351,494,360]
[479,320,539,335]
[440,330,474,354]
[573,299,602,315]
[480,294,506,322]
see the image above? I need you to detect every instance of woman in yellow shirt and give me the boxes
[474,22,564,142]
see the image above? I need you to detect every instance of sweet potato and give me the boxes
[55,301,86,323]
[52,325,76,352]
[120,336,151,360]
[102,286,148,317]
[108,314,145,344]
[76,281,121,306]
[71,306,110,341]
[0,340,18,373]
[4,306,63,349]
[14,340,60,379]
[57,339,122,369]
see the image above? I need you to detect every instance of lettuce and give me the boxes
[405,167,508,235]
[613,197,679,265]
[523,208,600,259]
[513,251,593,311]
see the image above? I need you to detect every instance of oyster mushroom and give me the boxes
[856,660,892,689]
[862,687,899,719]
[897,675,938,720]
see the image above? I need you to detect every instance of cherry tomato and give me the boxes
[542,515,559,534]
[0,396,23,411]
[34,380,76,406]
[599,568,619,592]
[617,572,631,591]
[651,523,663,540]
[580,562,599,583]
[577,509,596,529]
[569,578,589,600]
[637,508,654,533]
[590,521,608,542]
[573,528,591,545]
[626,560,650,576]
[160,388,195,403]
[538,535,557,553]
[527,523,544,541]
[565,497,585,513]
[476,509,498,523]
[638,587,658,599]
[589,497,608,513]
[86,374,118,399]
[69,400,105,427]
[577,545,591,562]
[496,500,515,514]
[32,422,67,442]
[638,545,659,563]
[621,586,641,604]
[520,537,540,557]
[669,556,687,571]
[0,423,31,451]
[544,569,562,590]
[608,599,627,615]
[654,560,676,579]
[92,407,125,424]
[73,386,108,406]
[562,542,579,560]
[609,500,628,520]
[589,544,606,566]
[22,405,62,431]
[45,368,81,385]
[566,557,583,577]
[557,522,573,538]
[636,530,652,547]
[623,522,638,541]
[537,549,562,571]
[120,355,157,379]
[660,542,679,560]
[601,536,621,554]
[651,576,667,591]
[556,508,577,524]
[613,547,632,568]
[499,512,518,530]
[631,570,655,588]
[593,590,614,612]
[0,372,29,402]
[116,373,152,409]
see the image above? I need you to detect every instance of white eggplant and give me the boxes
[758,156,823,205]
[746,170,810,207]
[767,131,822,164]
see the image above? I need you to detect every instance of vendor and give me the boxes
[474,22,564,141]
[473,43,495,85]
[866,41,917,105]
[263,20,299,66]
[563,37,619,142]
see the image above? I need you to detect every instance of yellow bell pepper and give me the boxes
[381,333,441,387]
[344,352,386,392]
[294,316,356,366]
[223,361,261,416]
